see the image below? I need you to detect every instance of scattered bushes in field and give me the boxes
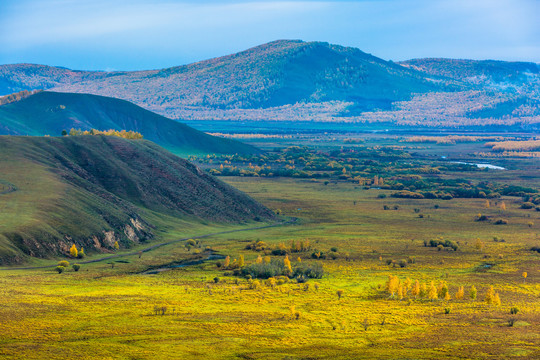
[153,306,167,316]
[494,218,508,225]
[424,238,459,251]
[271,240,311,255]
[311,251,326,260]
[384,276,479,304]
[68,128,143,140]
[521,202,535,209]
[530,246,540,253]
[510,307,519,315]
[245,240,268,251]
[293,263,324,280]
[58,260,69,267]
[240,256,323,281]
[476,213,489,221]
[55,266,65,274]
[72,264,80,272]
[391,191,424,199]
[78,247,85,258]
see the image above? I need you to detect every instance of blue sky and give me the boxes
[0,0,538,70]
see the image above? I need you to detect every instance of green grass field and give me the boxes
[1,175,538,359]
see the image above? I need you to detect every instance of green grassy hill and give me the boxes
[0,135,275,264]
[0,91,259,156]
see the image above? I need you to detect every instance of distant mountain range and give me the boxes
[1,40,539,129]
[0,135,275,264]
[0,91,259,155]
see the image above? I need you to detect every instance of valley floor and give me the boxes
[0,177,539,359]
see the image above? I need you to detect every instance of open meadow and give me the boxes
[1,150,539,359]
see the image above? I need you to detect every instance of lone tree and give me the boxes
[455,286,465,300]
[411,280,420,298]
[470,285,477,300]
[223,256,230,269]
[284,256,292,276]
[485,286,496,305]
[69,244,78,258]
[337,289,344,300]
[78,247,85,258]
[113,241,120,250]
[522,271,527,283]
[428,282,438,301]
[387,275,399,298]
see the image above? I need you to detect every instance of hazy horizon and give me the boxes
[1,0,539,71]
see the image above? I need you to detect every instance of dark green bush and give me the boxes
[293,263,324,279]
[241,260,285,279]
[521,202,535,209]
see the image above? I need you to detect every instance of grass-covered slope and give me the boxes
[0,91,259,155]
[0,135,275,264]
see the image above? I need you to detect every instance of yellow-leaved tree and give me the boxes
[455,286,465,300]
[470,285,477,300]
[428,281,438,301]
[419,282,428,298]
[411,279,420,298]
[284,256,292,276]
[387,275,400,298]
[485,286,495,305]
[69,244,78,258]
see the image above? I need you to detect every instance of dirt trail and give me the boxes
[0,218,297,271]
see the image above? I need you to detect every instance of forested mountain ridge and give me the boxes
[1,40,538,128]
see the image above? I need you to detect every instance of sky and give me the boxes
[0,0,538,71]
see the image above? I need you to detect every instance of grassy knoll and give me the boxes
[0,177,538,359]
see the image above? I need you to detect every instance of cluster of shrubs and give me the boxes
[240,259,323,281]
[424,238,459,251]
[55,261,81,273]
[63,128,143,139]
